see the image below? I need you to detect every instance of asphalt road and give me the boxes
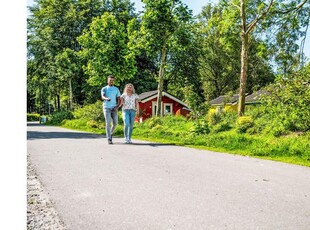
[27,122,310,230]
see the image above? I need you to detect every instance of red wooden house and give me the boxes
[137,90,191,121]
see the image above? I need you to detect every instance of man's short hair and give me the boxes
[108,75,114,79]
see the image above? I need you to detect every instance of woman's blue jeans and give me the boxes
[122,109,136,141]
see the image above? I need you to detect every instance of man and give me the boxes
[101,75,121,144]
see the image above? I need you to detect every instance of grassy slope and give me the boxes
[56,117,310,167]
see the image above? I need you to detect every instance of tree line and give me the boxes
[27,0,310,116]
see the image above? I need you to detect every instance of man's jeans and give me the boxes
[122,109,136,141]
[103,107,118,140]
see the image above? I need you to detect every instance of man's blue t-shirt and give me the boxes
[101,86,121,109]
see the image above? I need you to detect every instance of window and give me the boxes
[152,102,173,116]
[164,103,173,115]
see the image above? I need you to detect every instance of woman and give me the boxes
[119,83,140,144]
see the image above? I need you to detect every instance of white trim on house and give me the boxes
[151,101,157,116]
[151,102,174,116]
[141,91,189,108]
[163,103,173,115]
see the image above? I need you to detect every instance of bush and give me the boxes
[212,121,232,133]
[73,101,104,122]
[263,121,288,137]
[262,65,310,132]
[27,113,40,121]
[190,120,210,135]
[207,110,222,125]
[152,124,163,131]
[87,120,99,128]
[147,117,163,128]
[236,116,254,133]
[48,110,73,125]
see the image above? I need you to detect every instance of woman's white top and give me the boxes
[121,93,139,110]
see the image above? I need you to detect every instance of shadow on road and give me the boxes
[113,142,176,147]
[27,122,103,140]
[27,131,103,140]
[27,123,176,147]
[27,123,44,127]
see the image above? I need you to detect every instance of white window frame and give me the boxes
[163,103,173,115]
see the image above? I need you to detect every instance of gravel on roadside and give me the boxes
[27,156,66,230]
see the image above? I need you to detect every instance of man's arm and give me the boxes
[117,97,123,110]
[101,88,110,101]
[114,96,121,110]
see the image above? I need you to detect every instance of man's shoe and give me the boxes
[108,139,113,144]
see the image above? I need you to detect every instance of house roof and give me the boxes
[209,90,268,106]
[138,90,189,108]
[209,94,239,105]
[138,90,158,101]
[244,89,268,104]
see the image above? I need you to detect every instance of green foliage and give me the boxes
[207,110,222,125]
[73,101,104,122]
[212,121,232,133]
[86,120,100,128]
[48,111,73,125]
[236,116,254,133]
[262,64,310,132]
[147,117,163,128]
[190,120,210,135]
[78,12,136,87]
[27,113,40,121]
[263,121,288,137]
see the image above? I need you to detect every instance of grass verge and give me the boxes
[49,116,310,167]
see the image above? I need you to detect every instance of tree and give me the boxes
[134,0,192,116]
[166,22,204,107]
[198,3,240,101]
[264,62,310,131]
[237,0,275,116]
[197,2,274,102]
[221,0,310,116]
[78,12,136,88]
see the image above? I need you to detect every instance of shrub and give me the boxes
[73,101,104,122]
[190,120,210,135]
[152,124,163,131]
[212,121,232,133]
[147,117,163,128]
[48,110,73,125]
[87,120,99,128]
[263,121,288,137]
[27,113,40,121]
[262,65,310,132]
[236,116,254,133]
[221,111,237,126]
[207,110,222,125]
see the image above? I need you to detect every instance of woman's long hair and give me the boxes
[123,83,135,94]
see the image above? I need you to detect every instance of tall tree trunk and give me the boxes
[238,0,249,117]
[156,39,167,117]
[54,96,57,112]
[238,33,249,116]
[57,93,60,111]
[69,77,73,110]
[237,0,274,116]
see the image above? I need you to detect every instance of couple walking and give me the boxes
[101,75,139,144]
